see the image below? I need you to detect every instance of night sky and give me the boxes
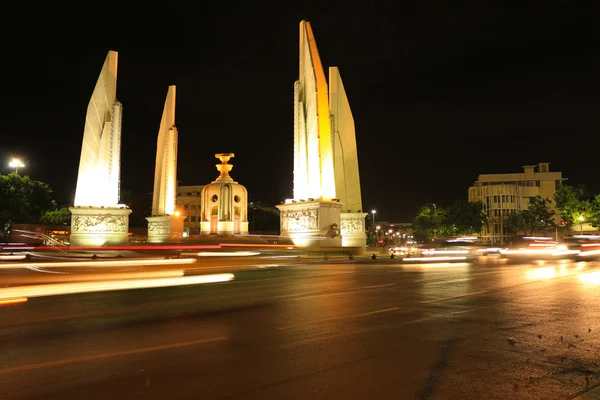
[2,2,599,222]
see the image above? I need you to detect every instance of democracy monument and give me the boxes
[69,51,131,246]
[68,20,366,250]
[146,85,184,243]
[276,20,367,250]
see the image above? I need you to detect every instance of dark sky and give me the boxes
[2,1,599,222]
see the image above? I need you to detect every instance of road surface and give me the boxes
[1,259,599,399]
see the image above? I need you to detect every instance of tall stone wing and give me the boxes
[151,85,178,216]
[74,51,119,207]
[330,67,363,213]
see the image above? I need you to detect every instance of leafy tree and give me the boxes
[554,183,588,225]
[40,207,71,225]
[412,203,445,239]
[521,195,555,235]
[413,200,487,240]
[589,194,600,229]
[504,211,526,238]
[445,200,487,236]
[0,173,54,232]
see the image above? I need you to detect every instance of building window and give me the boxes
[211,195,218,203]
[536,181,540,187]
[234,195,241,203]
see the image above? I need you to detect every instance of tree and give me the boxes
[40,207,71,225]
[445,200,488,236]
[589,194,600,229]
[521,195,555,236]
[554,183,588,225]
[0,173,55,232]
[413,200,488,240]
[412,203,445,240]
[504,211,526,239]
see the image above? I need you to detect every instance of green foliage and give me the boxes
[40,207,71,225]
[553,183,600,228]
[504,211,526,236]
[504,196,556,239]
[412,201,488,240]
[520,196,555,235]
[0,173,55,229]
[590,194,600,228]
[446,200,488,235]
[554,183,587,225]
[412,203,445,239]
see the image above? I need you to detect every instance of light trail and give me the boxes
[0,273,235,300]
[1,243,295,251]
[0,257,197,270]
[0,254,27,260]
[181,251,261,257]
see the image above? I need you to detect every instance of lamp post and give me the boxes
[9,158,24,175]
[250,202,257,232]
[578,215,585,235]
[371,210,376,232]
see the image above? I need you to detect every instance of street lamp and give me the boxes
[9,158,24,175]
[250,202,257,232]
[371,210,376,231]
[578,215,585,235]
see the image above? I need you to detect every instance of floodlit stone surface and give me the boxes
[70,51,130,246]
[73,51,121,208]
[281,21,366,248]
[147,86,181,243]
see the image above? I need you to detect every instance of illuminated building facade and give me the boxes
[70,51,132,246]
[146,86,183,242]
[278,20,366,249]
[468,162,565,244]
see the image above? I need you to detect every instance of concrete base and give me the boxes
[69,206,132,246]
[146,215,184,243]
[340,212,367,249]
[277,200,342,248]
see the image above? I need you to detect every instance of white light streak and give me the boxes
[0,273,234,300]
[0,258,197,270]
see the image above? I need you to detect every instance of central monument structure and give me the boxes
[70,51,131,246]
[146,85,183,242]
[277,20,367,249]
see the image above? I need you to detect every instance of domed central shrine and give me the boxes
[200,153,249,235]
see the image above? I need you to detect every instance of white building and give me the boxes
[468,162,565,244]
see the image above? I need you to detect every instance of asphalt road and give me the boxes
[1,259,600,399]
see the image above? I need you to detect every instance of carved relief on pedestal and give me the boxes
[148,221,171,235]
[340,218,364,235]
[72,215,127,233]
[280,209,318,232]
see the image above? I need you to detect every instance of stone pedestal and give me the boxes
[69,206,132,246]
[277,200,342,248]
[146,215,184,243]
[340,212,367,251]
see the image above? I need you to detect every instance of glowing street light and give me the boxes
[578,215,585,235]
[371,209,376,231]
[8,158,25,175]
